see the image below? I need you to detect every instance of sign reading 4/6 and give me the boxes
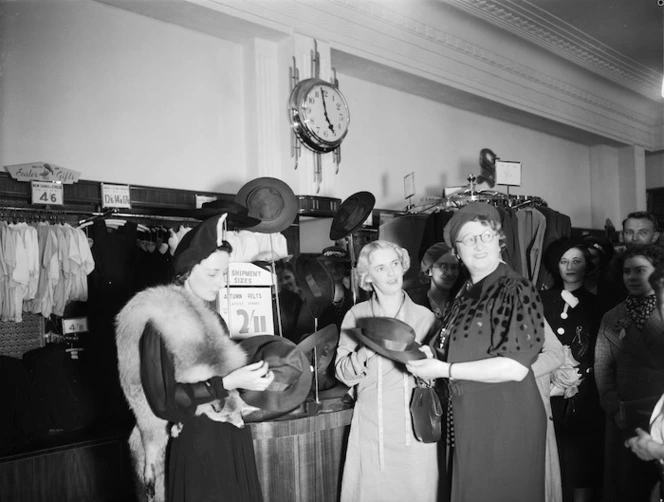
[31,181,64,206]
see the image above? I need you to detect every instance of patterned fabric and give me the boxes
[625,294,657,330]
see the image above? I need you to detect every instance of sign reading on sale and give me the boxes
[218,287,274,338]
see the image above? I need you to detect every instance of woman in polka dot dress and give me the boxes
[408,202,546,502]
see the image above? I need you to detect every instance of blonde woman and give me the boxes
[335,240,439,502]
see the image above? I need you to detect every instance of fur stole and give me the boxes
[115,284,251,501]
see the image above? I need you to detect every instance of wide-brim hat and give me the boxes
[330,191,376,241]
[347,317,425,364]
[239,335,312,421]
[235,177,298,234]
[192,199,261,229]
[294,256,335,319]
[297,324,339,390]
[316,246,351,263]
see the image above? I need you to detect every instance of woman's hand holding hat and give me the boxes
[406,358,447,380]
[359,345,377,363]
[223,361,275,392]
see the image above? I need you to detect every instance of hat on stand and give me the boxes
[235,177,298,234]
[329,191,376,241]
[347,317,426,364]
[295,256,335,319]
[297,324,339,391]
[239,335,312,421]
[193,199,261,229]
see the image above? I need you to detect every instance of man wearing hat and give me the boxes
[115,214,274,502]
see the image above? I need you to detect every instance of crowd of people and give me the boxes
[115,206,664,502]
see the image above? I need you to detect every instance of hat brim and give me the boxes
[236,177,298,234]
[347,328,426,364]
[330,192,376,241]
[238,336,312,420]
[191,208,261,228]
[297,324,339,379]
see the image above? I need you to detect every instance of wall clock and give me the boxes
[289,40,349,193]
[288,78,350,154]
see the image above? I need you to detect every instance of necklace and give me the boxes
[371,291,406,319]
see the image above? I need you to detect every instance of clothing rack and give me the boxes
[407,191,547,214]
[0,204,203,227]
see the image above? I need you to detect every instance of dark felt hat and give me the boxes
[316,246,351,263]
[420,242,453,273]
[172,215,227,276]
[581,235,615,268]
[347,317,425,364]
[193,199,261,229]
[235,177,298,234]
[443,202,501,247]
[239,335,312,421]
[297,324,339,391]
[330,191,376,241]
[295,256,335,319]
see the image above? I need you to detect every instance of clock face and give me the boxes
[300,84,349,144]
[289,79,350,153]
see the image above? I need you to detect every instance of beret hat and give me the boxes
[443,202,501,247]
[173,214,227,276]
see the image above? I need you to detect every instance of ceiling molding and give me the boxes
[438,0,662,100]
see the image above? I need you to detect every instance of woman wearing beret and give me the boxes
[407,202,546,502]
[335,240,439,502]
[594,244,664,502]
[540,240,603,502]
[115,215,274,502]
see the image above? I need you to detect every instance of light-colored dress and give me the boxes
[335,293,439,502]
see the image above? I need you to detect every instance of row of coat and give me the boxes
[0,221,94,322]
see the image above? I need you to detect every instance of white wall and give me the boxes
[2,0,596,228]
[2,0,248,194]
[334,75,593,226]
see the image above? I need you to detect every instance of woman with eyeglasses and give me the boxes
[407,202,546,502]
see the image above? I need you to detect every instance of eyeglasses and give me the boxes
[456,230,496,248]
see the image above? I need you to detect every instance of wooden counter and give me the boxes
[250,404,353,502]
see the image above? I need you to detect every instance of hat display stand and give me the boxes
[346,235,359,305]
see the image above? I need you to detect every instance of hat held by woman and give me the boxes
[348,317,425,364]
[239,335,312,421]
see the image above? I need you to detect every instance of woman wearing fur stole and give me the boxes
[115,214,274,502]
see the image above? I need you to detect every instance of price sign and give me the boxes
[101,183,131,208]
[218,287,274,338]
[62,317,89,335]
[31,181,64,206]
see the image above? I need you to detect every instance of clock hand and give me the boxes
[321,91,336,134]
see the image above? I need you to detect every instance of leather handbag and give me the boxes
[410,379,443,443]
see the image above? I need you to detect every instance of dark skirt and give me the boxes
[168,415,263,502]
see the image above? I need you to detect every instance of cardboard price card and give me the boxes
[218,287,274,337]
